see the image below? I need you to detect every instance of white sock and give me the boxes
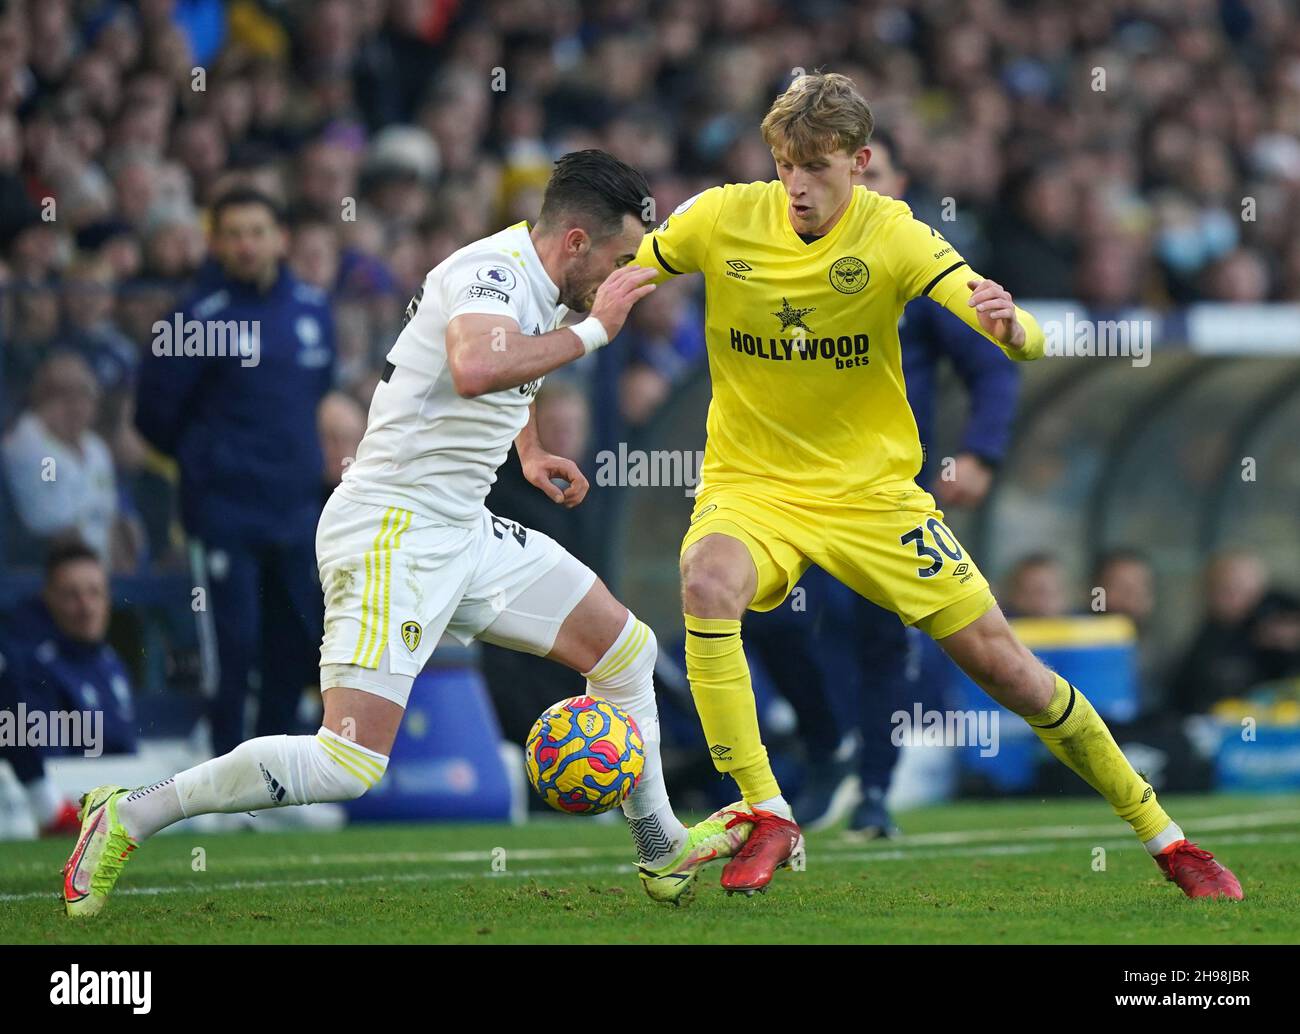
[118,778,182,840]
[1143,820,1185,856]
[23,776,64,828]
[585,612,687,867]
[118,728,388,841]
[754,795,793,820]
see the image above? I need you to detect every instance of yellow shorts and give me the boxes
[680,482,996,639]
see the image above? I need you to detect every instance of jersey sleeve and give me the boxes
[634,186,727,282]
[442,253,526,325]
[887,214,1044,362]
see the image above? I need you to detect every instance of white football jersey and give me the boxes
[338,222,570,525]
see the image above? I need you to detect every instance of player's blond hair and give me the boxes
[760,72,873,163]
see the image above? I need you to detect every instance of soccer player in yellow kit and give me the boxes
[634,72,1242,899]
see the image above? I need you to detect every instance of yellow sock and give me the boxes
[1027,674,1171,842]
[683,614,780,805]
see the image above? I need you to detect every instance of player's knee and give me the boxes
[588,616,657,697]
[680,556,750,618]
[624,621,658,690]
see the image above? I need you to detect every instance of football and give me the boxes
[524,696,645,814]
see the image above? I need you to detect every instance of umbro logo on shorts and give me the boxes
[401,620,422,652]
[691,504,718,524]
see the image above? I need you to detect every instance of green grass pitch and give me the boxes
[3,793,1297,944]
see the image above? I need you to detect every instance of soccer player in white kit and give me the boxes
[61,152,754,917]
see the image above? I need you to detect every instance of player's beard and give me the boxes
[559,262,598,312]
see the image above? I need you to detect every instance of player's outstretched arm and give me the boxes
[890,213,1045,362]
[930,275,1045,362]
[514,403,589,508]
[964,277,1042,356]
[445,265,656,398]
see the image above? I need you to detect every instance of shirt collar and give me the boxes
[515,221,562,311]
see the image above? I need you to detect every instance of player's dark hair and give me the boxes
[211,186,286,228]
[537,149,651,238]
[44,539,102,581]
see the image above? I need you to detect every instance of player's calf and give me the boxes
[937,605,1243,900]
[937,607,1054,715]
[64,727,391,917]
[111,726,388,843]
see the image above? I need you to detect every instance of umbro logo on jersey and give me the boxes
[725,258,752,281]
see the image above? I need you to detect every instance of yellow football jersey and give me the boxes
[635,180,1044,501]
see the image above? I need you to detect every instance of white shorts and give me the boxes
[316,492,596,707]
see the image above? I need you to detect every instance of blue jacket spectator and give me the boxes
[134,188,333,756]
[0,542,137,836]
[136,239,334,545]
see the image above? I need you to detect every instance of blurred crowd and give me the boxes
[1002,547,1300,715]
[5,0,1300,567]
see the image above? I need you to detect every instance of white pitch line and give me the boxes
[39,805,1299,873]
[840,807,1300,848]
[6,807,1299,877]
[2,828,1296,905]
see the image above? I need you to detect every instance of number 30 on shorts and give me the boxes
[901,517,964,578]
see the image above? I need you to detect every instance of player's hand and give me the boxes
[933,452,994,509]
[967,278,1025,350]
[590,265,657,339]
[522,452,589,508]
